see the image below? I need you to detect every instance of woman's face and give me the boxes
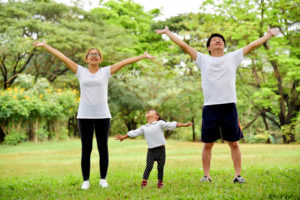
[86,49,102,65]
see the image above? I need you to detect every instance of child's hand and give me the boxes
[115,134,125,141]
[184,122,193,127]
[155,26,170,35]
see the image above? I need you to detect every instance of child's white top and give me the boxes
[127,120,177,149]
[193,49,243,106]
[76,65,111,119]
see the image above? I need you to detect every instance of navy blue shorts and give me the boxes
[201,103,243,143]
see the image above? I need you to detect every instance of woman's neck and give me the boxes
[88,64,99,73]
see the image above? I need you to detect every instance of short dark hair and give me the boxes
[206,33,226,48]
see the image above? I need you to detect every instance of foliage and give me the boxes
[3,130,27,145]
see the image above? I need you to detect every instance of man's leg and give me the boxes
[228,141,241,177]
[202,142,214,178]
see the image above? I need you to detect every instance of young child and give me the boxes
[115,109,192,188]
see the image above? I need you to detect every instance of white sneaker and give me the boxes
[99,179,109,188]
[81,181,90,190]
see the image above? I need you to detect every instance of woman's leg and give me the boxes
[94,118,111,179]
[78,119,94,181]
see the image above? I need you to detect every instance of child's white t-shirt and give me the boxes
[194,49,244,106]
[76,65,111,119]
[127,120,177,149]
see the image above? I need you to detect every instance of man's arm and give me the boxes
[156,26,197,61]
[243,26,279,57]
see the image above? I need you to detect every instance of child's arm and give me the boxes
[115,134,129,141]
[176,122,193,127]
[115,126,144,142]
[110,52,155,74]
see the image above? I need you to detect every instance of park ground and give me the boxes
[0,139,299,199]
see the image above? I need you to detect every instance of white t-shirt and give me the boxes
[127,120,177,149]
[76,65,111,119]
[194,49,244,105]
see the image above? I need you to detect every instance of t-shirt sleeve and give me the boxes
[230,48,244,68]
[193,52,204,70]
[75,64,84,79]
[103,66,111,79]
[160,121,177,131]
[127,126,144,137]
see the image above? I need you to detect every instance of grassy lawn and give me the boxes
[0,139,299,200]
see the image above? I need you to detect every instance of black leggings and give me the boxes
[78,118,110,181]
[143,146,166,181]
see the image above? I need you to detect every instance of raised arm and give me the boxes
[176,122,193,127]
[243,26,279,57]
[110,52,154,74]
[33,41,77,73]
[156,26,197,61]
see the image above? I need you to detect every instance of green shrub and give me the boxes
[36,128,49,141]
[4,130,27,145]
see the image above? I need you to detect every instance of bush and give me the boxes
[4,130,27,145]
[36,128,49,141]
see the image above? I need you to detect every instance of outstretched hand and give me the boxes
[144,51,155,61]
[115,134,125,141]
[155,25,170,35]
[33,40,46,47]
[183,122,193,127]
[267,26,279,37]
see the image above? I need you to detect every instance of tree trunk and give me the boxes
[0,125,5,143]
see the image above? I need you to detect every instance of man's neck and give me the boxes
[210,49,224,57]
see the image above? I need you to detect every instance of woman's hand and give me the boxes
[115,134,126,141]
[33,40,46,47]
[143,51,155,61]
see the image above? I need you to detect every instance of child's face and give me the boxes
[146,110,159,120]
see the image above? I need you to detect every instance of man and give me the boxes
[156,26,279,183]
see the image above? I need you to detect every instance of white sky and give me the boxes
[54,0,205,20]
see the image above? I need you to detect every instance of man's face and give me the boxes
[208,37,225,52]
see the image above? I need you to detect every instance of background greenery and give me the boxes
[0,0,299,145]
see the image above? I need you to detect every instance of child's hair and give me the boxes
[150,109,166,122]
[85,48,103,60]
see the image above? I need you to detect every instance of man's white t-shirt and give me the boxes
[76,65,111,119]
[194,49,244,106]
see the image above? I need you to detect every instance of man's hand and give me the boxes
[155,26,170,35]
[267,26,279,37]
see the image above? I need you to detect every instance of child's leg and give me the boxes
[143,149,155,180]
[157,146,166,181]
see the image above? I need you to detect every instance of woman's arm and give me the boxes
[156,26,197,61]
[33,41,78,74]
[115,134,129,141]
[243,26,279,57]
[176,122,193,127]
[110,51,154,74]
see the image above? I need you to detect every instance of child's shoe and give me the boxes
[157,180,163,189]
[141,180,147,188]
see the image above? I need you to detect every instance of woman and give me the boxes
[33,41,154,190]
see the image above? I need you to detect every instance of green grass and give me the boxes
[0,139,300,200]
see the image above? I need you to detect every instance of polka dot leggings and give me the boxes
[143,145,166,181]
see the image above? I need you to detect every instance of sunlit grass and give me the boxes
[0,139,299,199]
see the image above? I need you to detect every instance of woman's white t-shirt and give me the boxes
[194,49,244,106]
[76,65,111,119]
